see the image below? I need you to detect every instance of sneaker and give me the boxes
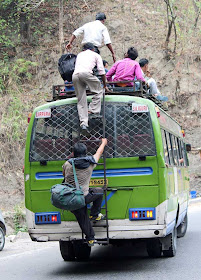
[80,125,90,137]
[90,213,105,221]
[87,239,95,247]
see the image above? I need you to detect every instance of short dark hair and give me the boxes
[82,42,95,51]
[73,143,87,158]
[103,60,108,67]
[96,12,106,21]
[127,47,138,60]
[139,58,149,67]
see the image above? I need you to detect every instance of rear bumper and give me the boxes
[28,220,167,242]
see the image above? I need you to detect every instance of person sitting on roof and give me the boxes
[139,58,168,102]
[103,60,109,73]
[106,47,145,87]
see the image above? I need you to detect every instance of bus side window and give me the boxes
[161,129,170,165]
[170,134,179,166]
[176,138,184,166]
[181,141,188,166]
[165,131,174,166]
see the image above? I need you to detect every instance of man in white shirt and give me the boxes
[139,58,168,102]
[66,13,116,62]
[72,42,109,136]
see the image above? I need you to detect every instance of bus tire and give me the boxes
[73,241,91,261]
[59,240,75,261]
[163,226,177,257]
[0,227,5,251]
[146,238,162,258]
[177,213,188,238]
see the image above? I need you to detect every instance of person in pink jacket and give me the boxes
[106,47,145,87]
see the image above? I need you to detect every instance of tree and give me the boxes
[192,0,201,28]
[59,0,64,54]
[163,0,177,53]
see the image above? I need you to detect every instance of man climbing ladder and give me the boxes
[62,139,108,246]
[72,42,109,136]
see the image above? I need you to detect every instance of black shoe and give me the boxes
[88,113,102,119]
[80,125,90,137]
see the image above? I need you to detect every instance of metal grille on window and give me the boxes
[29,102,156,162]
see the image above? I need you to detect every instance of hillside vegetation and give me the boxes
[0,0,201,211]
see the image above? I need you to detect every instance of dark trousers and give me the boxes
[93,46,100,76]
[71,187,103,241]
[94,46,100,54]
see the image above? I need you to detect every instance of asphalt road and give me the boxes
[0,202,201,280]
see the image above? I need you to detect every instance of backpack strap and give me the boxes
[71,159,80,190]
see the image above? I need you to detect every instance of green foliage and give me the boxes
[0,59,37,94]
[13,203,27,234]
[1,94,28,142]
[14,59,38,80]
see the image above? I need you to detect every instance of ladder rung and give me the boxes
[96,240,109,244]
[92,223,108,227]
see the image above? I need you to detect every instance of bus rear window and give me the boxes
[29,102,156,161]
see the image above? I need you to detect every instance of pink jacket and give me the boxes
[106,58,145,86]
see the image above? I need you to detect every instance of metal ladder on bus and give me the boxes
[92,89,109,245]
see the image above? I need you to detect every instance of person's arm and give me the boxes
[100,75,110,92]
[66,34,76,50]
[93,138,107,162]
[106,43,116,62]
[62,163,66,177]
[102,27,116,62]
[96,54,110,92]
[106,62,118,81]
[135,63,145,82]
[66,24,85,50]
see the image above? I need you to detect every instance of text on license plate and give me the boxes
[89,179,108,186]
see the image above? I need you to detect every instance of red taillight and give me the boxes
[27,113,32,123]
[132,211,139,219]
[157,111,160,118]
[51,215,57,222]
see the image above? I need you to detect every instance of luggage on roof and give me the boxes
[58,53,77,82]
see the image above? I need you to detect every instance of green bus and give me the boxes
[24,93,190,260]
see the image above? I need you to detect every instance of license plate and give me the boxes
[89,179,108,186]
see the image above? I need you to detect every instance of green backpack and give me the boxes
[50,160,85,211]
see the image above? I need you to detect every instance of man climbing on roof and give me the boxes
[139,58,168,101]
[72,42,109,136]
[66,12,116,62]
[106,47,145,87]
[62,139,107,246]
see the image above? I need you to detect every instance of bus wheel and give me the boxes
[146,239,162,258]
[59,240,75,261]
[163,226,177,257]
[177,213,188,238]
[73,241,91,261]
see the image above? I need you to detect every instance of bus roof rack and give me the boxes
[51,80,168,111]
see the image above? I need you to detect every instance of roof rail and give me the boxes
[51,80,168,111]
